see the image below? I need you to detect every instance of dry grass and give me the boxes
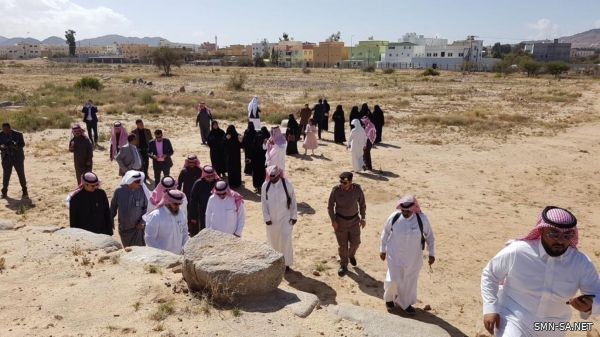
[0,257,5,272]
[150,301,175,321]
[145,264,162,274]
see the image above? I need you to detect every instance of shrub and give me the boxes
[150,302,175,321]
[74,77,103,90]
[520,59,542,77]
[382,68,395,74]
[226,70,247,91]
[422,68,440,76]
[139,90,155,105]
[6,108,72,132]
[362,65,375,73]
[302,67,311,74]
[545,61,570,79]
[145,103,163,115]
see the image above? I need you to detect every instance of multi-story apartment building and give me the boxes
[313,41,347,68]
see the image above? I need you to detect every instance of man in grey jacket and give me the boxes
[115,134,142,176]
[110,170,148,247]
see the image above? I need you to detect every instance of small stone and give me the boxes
[124,247,132,252]
[179,86,185,93]
[85,271,91,277]
[53,315,63,320]
[312,270,321,277]
[424,304,432,311]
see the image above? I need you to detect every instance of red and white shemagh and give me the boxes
[149,176,176,206]
[396,195,422,214]
[183,155,201,169]
[201,165,220,180]
[519,207,579,248]
[154,189,186,210]
[212,181,244,212]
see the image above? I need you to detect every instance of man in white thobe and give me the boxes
[205,181,245,237]
[481,206,600,337]
[261,165,297,271]
[264,126,286,171]
[144,189,189,255]
[380,195,435,316]
[348,119,367,172]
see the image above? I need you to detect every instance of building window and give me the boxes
[448,52,453,57]
[433,53,438,57]
[459,53,464,57]
[427,53,431,57]
[441,52,445,57]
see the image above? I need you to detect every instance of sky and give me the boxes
[1,0,599,46]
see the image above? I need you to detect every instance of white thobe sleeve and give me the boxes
[379,213,395,253]
[578,258,600,319]
[288,181,298,221]
[144,212,159,249]
[234,203,245,237]
[260,183,271,222]
[481,244,516,315]
[422,214,435,257]
[181,214,189,252]
[205,198,214,230]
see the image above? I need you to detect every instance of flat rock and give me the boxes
[0,220,23,230]
[122,246,182,268]
[55,228,122,251]
[329,304,450,337]
[182,229,284,300]
[287,289,319,318]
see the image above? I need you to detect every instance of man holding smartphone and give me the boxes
[481,206,599,337]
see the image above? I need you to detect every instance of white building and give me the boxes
[0,42,40,59]
[381,42,417,67]
[401,33,447,46]
[251,41,278,58]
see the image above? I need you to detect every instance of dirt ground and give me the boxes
[0,60,599,336]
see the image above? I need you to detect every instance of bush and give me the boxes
[362,65,375,73]
[422,68,440,76]
[226,70,247,91]
[74,77,103,90]
[6,108,72,132]
[545,61,570,79]
[145,103,163,115]
[302,67,311,74]
[520,59,542,77]
[382,68,395,74]
[139,90,155,105]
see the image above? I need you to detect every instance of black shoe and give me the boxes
[1,194,6,199]
[22,193,29,199]
[404,305,416,315]
[385,301,395,311]
[285,266,291,273]
[349,256,357,266]
[337,266,347,277]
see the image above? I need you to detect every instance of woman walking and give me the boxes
[207,121,226,176]
[286,114,301,155]
[332,105,346,144]
[242,122,256,176]
[224,125,243,188]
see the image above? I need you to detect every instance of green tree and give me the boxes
[270,47,279,66]
[327,31,341,42]
[520,59,541,77]
[491,42,513,58]
[280,32,290,42]
[260,39,270,59]
[65,29,76,57]
[545,61,570,79]
[151,47,184,76]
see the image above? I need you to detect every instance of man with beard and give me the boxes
[188,165,219,236]
[144,189,189,254]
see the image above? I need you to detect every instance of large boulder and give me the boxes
[329,304,450,337]
[182,229,284,300]
[121,246,182,268]
[55,228,122,251]
[0,220,23,230]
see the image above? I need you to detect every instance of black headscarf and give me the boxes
[226,125,239,138]
[287,114,299,129]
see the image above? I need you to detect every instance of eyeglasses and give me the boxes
[544,231,576,241]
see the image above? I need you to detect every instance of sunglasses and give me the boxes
[544,231,576,241]
[400,202,415,209]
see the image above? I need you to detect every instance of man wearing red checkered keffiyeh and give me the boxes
[481,206,600,337]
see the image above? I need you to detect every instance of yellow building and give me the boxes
[120,44,153,62]
[313,41,347,68]
[302,43,315,67]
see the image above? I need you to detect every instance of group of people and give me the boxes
[3,93,599,336]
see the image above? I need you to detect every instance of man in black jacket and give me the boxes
[148,129,174,187]
[311,99,324,140]
[81,100,99,146]
[0,123,28,198]
[68,172,113,235]
[187,165,219,236]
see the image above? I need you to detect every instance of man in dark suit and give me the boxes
[81,100,99,146]
[148,129,174,187]
[0,123,28,198]
[130,119,153,182]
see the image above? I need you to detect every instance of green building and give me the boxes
[348,40,389,66]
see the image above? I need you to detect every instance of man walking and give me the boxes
[148,129,174,186]
[110,170,150,247]
[380,195,435,315]
[188,165,219,236]
[298,104,312,140]
[481,206,600,337]
[131,119,152,182]
[144,189,189,254]
[205,181,245,237]
[69,124,93,184]
[115,134,142,176]
[0,123,28,198]
[67,172,112,235]
[327,172,366,276]
[81,99,99,146]
[195,102,212,145]
[261,165,298,271]
[311,99,324,140]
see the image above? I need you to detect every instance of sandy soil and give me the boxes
[0,61,599,336]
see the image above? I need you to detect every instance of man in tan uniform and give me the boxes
[328,171,366,276]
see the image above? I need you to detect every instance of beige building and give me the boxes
[120,44,153,61]
[77,46,107,56]
[0,42,40,59]
[275,41,304,67]
[313,41,347,68]
[302,43,315,66]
